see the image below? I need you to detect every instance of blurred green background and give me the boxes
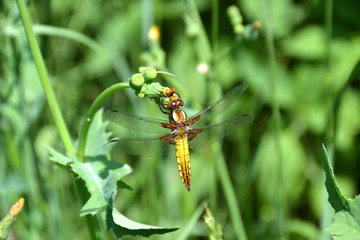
[1,0,360,239]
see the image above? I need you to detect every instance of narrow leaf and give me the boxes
[103,206,179,238]
[116,181,133,191]
[178,202,206,240]
[323,145,360,239]
[85,109,112,157]
[322,143,348,212]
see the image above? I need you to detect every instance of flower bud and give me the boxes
[129,73,144,89]
[142,67,157,82]
[135,85,147,98]
[148,25,160,42]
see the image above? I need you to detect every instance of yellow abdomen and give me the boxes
[175,136,191,191]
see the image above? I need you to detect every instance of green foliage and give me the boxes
[322,144,348,212]
[106,208,178,238]
[48,110,178,237]
[323,144,360,239]
[1,0,360,239]
[326,210,360,240]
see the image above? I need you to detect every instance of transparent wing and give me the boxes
[188,82,249,128]
[104,135,174,156]
[103,110,170,135]
[105,114,254,155]
[188,114,254,149]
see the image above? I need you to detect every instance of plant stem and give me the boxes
[15,1,102,239]
[216,144,248,240]
[177,202,207,240]
[16,0,75,154]
[77,82,130,161]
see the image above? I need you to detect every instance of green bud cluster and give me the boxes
[135,85,147,98]
[129,73,145,89]
[129,67,158,90]
[128,67,163,99]
[139,66,157,82]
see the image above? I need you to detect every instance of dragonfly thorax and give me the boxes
[170,109,187,124]
[171,125,193,135]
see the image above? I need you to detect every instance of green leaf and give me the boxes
[322,144,348,212]
[49,148,132,216]
[323,144,360,239]
[348,196,360,225]
[116,180,133,191]
[71,155,132,216]
[103,206,179,238]
[84,109,112,157]
[48,145,72,165]
[326,196,360,239]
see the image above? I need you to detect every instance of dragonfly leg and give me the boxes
[158,102,169,114]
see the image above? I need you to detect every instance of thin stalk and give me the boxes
[261,0,285,238]
[177,202,207,240]
[77,82,130,161]
[215,144,248,240]
[15,1,102,239]
[16,0,75,154]
[321,0,333,239]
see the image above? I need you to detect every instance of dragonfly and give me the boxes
[104,82,254,191]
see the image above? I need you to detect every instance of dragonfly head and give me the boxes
[168,95,184,109]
